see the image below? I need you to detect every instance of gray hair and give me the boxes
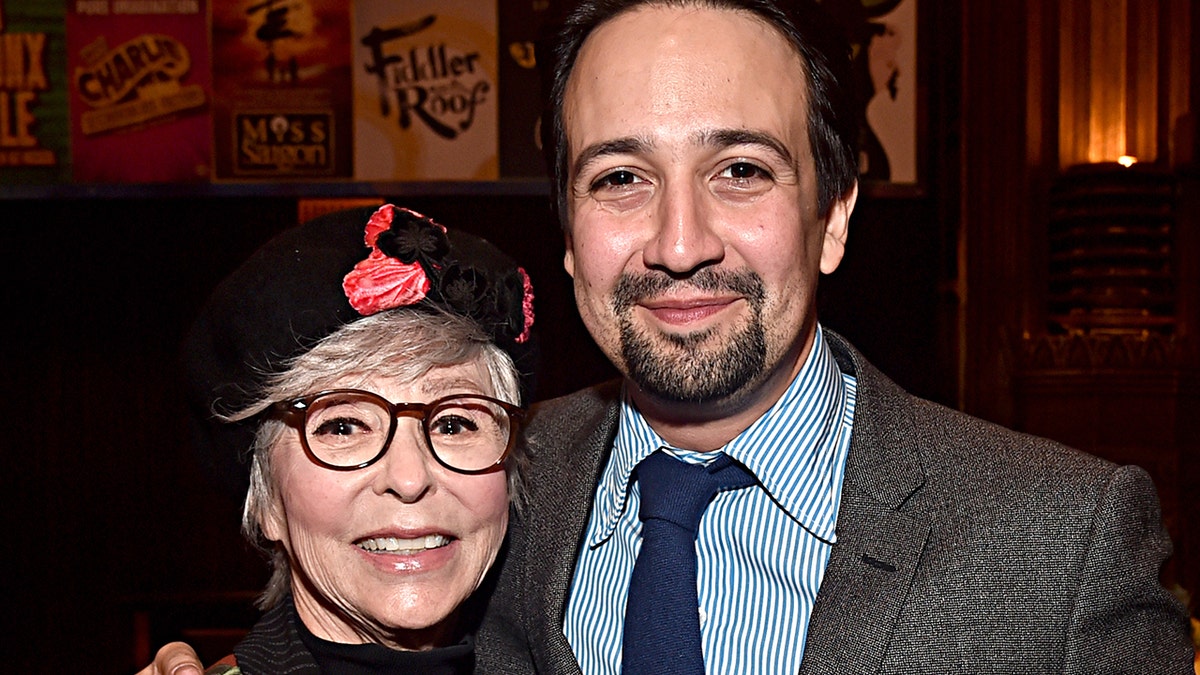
[227,309,525,610]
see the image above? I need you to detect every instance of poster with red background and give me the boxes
[66,0,212,183]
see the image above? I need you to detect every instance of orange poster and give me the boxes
[211,0,353,179]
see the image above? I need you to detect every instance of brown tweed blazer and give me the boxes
[476,331,1193,674]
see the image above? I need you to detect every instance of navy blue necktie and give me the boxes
[621,450,756,674]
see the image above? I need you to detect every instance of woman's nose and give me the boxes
[641,181,725,275]
[372,423,435,502]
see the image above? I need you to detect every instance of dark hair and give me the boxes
[541,0,860,226]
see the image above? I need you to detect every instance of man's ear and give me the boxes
[820,182,857,275]
[563,230,576,279]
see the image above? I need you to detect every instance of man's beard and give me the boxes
[612,268,767,404]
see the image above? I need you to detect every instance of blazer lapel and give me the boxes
[523,383,621,675]
[799,333,931,675]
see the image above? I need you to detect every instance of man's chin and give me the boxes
[621,335,766,405]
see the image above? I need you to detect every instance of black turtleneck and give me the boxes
[230,596,474,675]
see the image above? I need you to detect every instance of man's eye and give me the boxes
[721,162,770,180]
[592,170,641,189]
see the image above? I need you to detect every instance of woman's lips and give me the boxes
[354,531,458,572]
[356,534,450,555]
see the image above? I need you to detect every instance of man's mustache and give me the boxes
[611,268,766,313]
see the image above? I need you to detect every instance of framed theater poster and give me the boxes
[353,0,498,181]
[823,0,920,191]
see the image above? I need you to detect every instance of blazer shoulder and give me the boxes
[526,381,621,442]
[530,379,621,416]
[825,328,1123,507]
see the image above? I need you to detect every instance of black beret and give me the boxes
[182,204,538,498]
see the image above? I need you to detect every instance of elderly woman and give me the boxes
[172,204,536,674]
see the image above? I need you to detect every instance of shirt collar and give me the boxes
[590,325,851,545]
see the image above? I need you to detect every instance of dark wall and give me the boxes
[4,197,294,673]
[821,193,954,407]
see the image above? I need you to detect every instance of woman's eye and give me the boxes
[431,415,480,436]
[313,417,368,437]
[591,170,641,190]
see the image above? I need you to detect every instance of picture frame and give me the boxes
[825,0,923,197]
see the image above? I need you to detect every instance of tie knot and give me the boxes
[635,451,756,533]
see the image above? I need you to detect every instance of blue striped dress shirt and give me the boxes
[563,326,858,674]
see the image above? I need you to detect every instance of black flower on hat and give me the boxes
[342,204,535,347]
[491,267,528,340]
[435,263,490,319]
[376,211,450,268]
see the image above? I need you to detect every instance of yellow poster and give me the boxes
[353,0,498,180]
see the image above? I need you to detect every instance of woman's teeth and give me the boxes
[357,534,449,553]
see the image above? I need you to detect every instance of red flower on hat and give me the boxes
[343,250,431,316]
[516,267,535,344]
[343,204,535,361]
[343,205,435,316]
[362,204,394,247]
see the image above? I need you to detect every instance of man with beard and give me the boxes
[479,1,1193,674]
[144,1,1192,674]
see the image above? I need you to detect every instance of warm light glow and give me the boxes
[1057,0,1164,168]
[1116,155,1138,167]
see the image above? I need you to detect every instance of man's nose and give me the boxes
[641,180,725,275]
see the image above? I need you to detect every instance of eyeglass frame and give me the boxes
[271,389,526,475]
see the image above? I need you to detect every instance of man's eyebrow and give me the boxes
[571,136,652,178]
[700,128,795,167]
[570,129,795,181]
